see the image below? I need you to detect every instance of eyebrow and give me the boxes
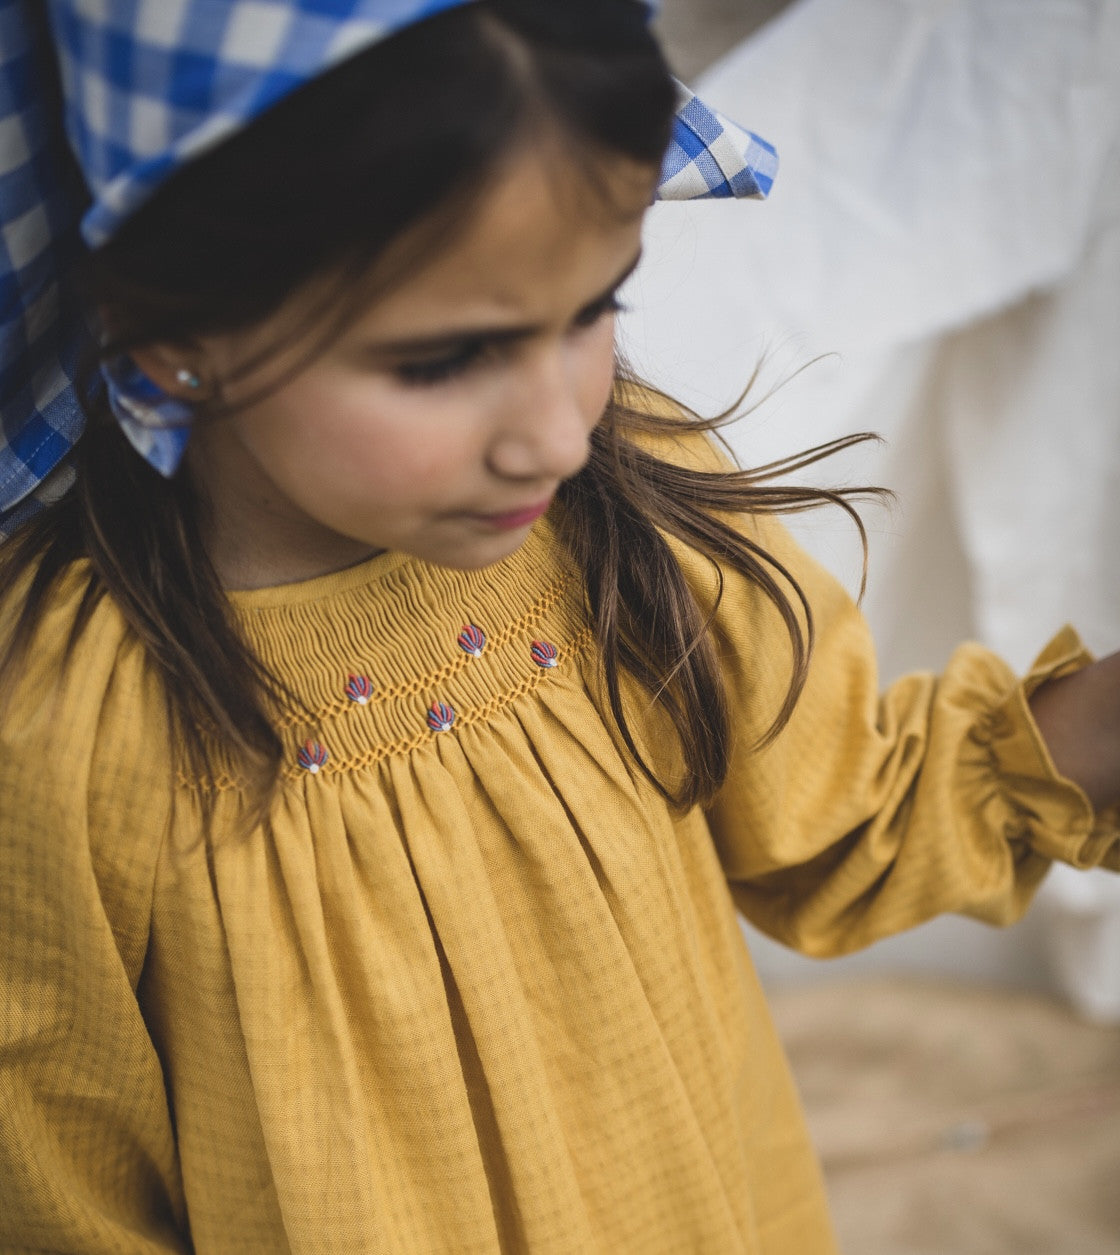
[363,250,644,357]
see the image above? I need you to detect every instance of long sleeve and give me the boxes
[698,514,1120,956]
[0,580,188,1254]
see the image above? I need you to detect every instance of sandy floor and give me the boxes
[769,979,1120,1254]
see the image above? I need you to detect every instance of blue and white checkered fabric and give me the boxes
[0,1,87,526]
[0,0,778,528]
[50,0,481,248]
[661,85,777,201]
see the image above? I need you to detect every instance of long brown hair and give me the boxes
[560,372,879,809]
[0,0,881,817]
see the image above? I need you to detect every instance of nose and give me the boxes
[485,343,596,483]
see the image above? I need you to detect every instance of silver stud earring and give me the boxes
[175,367,201,390]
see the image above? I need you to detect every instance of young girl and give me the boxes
[1,2,1117,1252]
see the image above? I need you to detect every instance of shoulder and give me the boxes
[0,558,144,745]
[0,559,173,968]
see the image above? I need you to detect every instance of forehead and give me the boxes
[347,145,656,328]
[211,144,657,371]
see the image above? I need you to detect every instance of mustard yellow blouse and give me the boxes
[1,487,1117,1254]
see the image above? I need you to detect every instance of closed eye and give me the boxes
[572,290,628,328]
[392,344,478,386]
[386,257,638,388]
[391,294,625,388]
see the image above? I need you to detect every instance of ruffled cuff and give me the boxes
[985,626,1120,870]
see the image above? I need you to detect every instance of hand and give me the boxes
[1029,651,1120,811]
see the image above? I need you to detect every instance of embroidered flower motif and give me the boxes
[297,740,329,774]
[427,701,456,733]
[345,674,373,704]
[530,640,559,668]
[457,623,487,657]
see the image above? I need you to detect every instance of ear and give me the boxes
[130,344,205,397]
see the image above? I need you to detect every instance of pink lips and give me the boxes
[472,498,553,530]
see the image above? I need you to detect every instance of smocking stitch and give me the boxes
[178,625,592,792]
[267,625,594,783]
[273,574,574,731]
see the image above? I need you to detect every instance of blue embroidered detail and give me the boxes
[427,701,456,733]
[297,740,329,773]
[530,640,559,668]
[346,674,373,704]
[457,624,486,657]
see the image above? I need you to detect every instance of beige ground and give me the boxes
[769,979,1120,1255]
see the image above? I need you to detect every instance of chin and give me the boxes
[420,530,534,573]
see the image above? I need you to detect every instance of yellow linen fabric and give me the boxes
[1,483,1117,1254]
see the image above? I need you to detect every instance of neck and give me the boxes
[187,428,381,591]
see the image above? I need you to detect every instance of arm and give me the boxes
[1028,651,1120,811]
[0,702,189,1253]
[695,515,1119,956]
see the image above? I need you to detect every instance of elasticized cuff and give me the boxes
[987,626,1120,870]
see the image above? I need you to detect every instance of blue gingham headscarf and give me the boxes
[0,0,778,529]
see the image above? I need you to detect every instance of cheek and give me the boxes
[576,318,620,421]
[231,378,452,507]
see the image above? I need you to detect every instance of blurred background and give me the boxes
[633,1,1120,1251]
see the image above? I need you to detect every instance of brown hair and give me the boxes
[560,372,878,809]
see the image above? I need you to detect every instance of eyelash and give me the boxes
[574,291,627,328]
[394,343,486,387]
[393,293,626,388]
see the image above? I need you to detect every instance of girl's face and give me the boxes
[168,147,656,589]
